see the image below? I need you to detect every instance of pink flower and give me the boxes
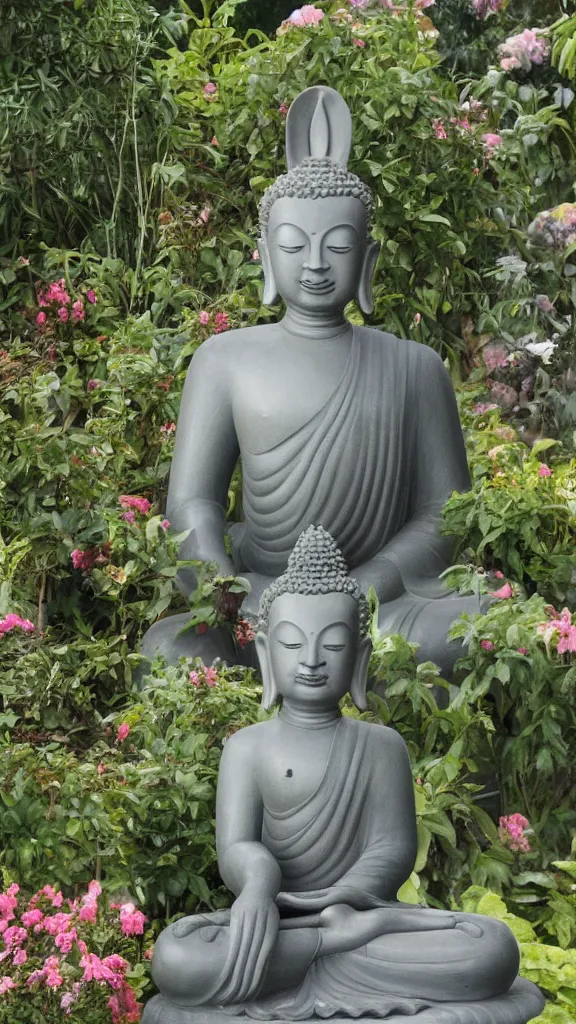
[472,401,498,414]
[13,949,27,966]
[198,205,211,225]
[122,510,136,524]
[97,762,106,775]
[538,463,552,477]
[251,249,260,261]
[119,903,146,936]
[0,614,35,636]
[189,670,200,686]
[539,608,576,655]
[433,119,447,140]
[480,639,494,651]
[535,295,555,312]
[415,0,435,6]
[71,548,97,572]
[517,647,529,655]
[203,82,217,98]
[235,618,256,649]
[211,135,219,146]
[108,981,142,1023]
[80,951,127,989]
[78,901,97,924]
[482,343,508,371]
[204,666,219,687]
[288,5,324,26]
[86,289,97,304]
[499,29,549,72]
[87,378,100,391]
[0,977,15,994]
[353,38,366,46]
[160,421,176,435]
[21,909,43,928]
[119,495,152,515]
[199,310,210,326]
[482,133,503,149]
[18,256,30,266]
[214,311,229,333]
[35,311,47,327]
[71,299,85,322]
[3,926,27,950]
[493,582,513,599]
[55,927,77,953]
[116,723,130,743]
[472,0,503,17]
[499,813,531,852]
[57,306,69,323]
[279,103,289,116]
[161,519,170,531]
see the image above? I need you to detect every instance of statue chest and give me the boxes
[257,727,336,815]
[231,340,354,453]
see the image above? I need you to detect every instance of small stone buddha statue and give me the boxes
[142,526,544,1024]
[142,532,541,1024]
[140,85,485,677]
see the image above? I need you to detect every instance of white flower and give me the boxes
[525,340,557,364]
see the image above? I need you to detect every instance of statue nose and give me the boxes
[304,239,330,273]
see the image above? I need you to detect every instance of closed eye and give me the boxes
[327,246,353,253]
[324,644,346,651]
[279,642,302,649]
[279,245,305,253]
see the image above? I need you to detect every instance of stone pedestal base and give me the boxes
[142,977,545,1024]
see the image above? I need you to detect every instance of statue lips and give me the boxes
[294,672,329,687]
[299,278,335,294]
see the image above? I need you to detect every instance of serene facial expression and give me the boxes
[267,592,359,707]
[267,196,367,314]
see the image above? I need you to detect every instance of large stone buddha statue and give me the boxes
[142,527,544,1024]
[140,85,484,677]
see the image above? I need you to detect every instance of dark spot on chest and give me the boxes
[285,769,293,778]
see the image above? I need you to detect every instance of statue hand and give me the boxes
[217,889,280,1004]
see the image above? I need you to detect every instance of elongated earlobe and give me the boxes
[350,636,373,710]
[357,241,381,315]
[259,237,279,307]
[255,631,279,710]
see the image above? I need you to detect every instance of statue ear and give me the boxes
[357,241,381,316]
[259,236,279,307]
[255,631,279,710]
[350,635,372,711]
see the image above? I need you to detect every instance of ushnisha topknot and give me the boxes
[257,524,371,635]
[259,157,374,239]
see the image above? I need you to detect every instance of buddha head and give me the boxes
[255,526,372,711]
[258,87,380,316]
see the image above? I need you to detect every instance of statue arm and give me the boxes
[354,346,471,599]
[166,337,240,595]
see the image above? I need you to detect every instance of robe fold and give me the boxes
[263,718,389,897]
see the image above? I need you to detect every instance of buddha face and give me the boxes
[265,592,360,708]
[266,196,368,315]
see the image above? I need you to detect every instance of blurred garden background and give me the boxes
[0,0,576,1019]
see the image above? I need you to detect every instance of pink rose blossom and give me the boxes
[119,903,146,937]
[35,311,47,327]
[480,639,494,651]
[86,289,97,304]
[122,510,136,524]
[499,29,549,73]
[203,82,217,98]
[0,977,15,994]
[204,666,219,687]
[199,310,210,326]
[493,582,513,599]
[288,5,324,26]
[13,949,27,966]
[71,299,85,322]
[21,909,43,928]
[0,613,35,636]
[119,495,152,515]
[214,311,229,333]
[71,548,97,572]
[108,981,142,1023]
[57,306,69,323]
[116,723,130,743]
[499,813,531,852]
[538,463,552,477]
[161,519,170,531]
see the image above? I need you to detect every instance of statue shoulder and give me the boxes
[221,720,272,760]
[189,324,272,372]
[346,718,410,760]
